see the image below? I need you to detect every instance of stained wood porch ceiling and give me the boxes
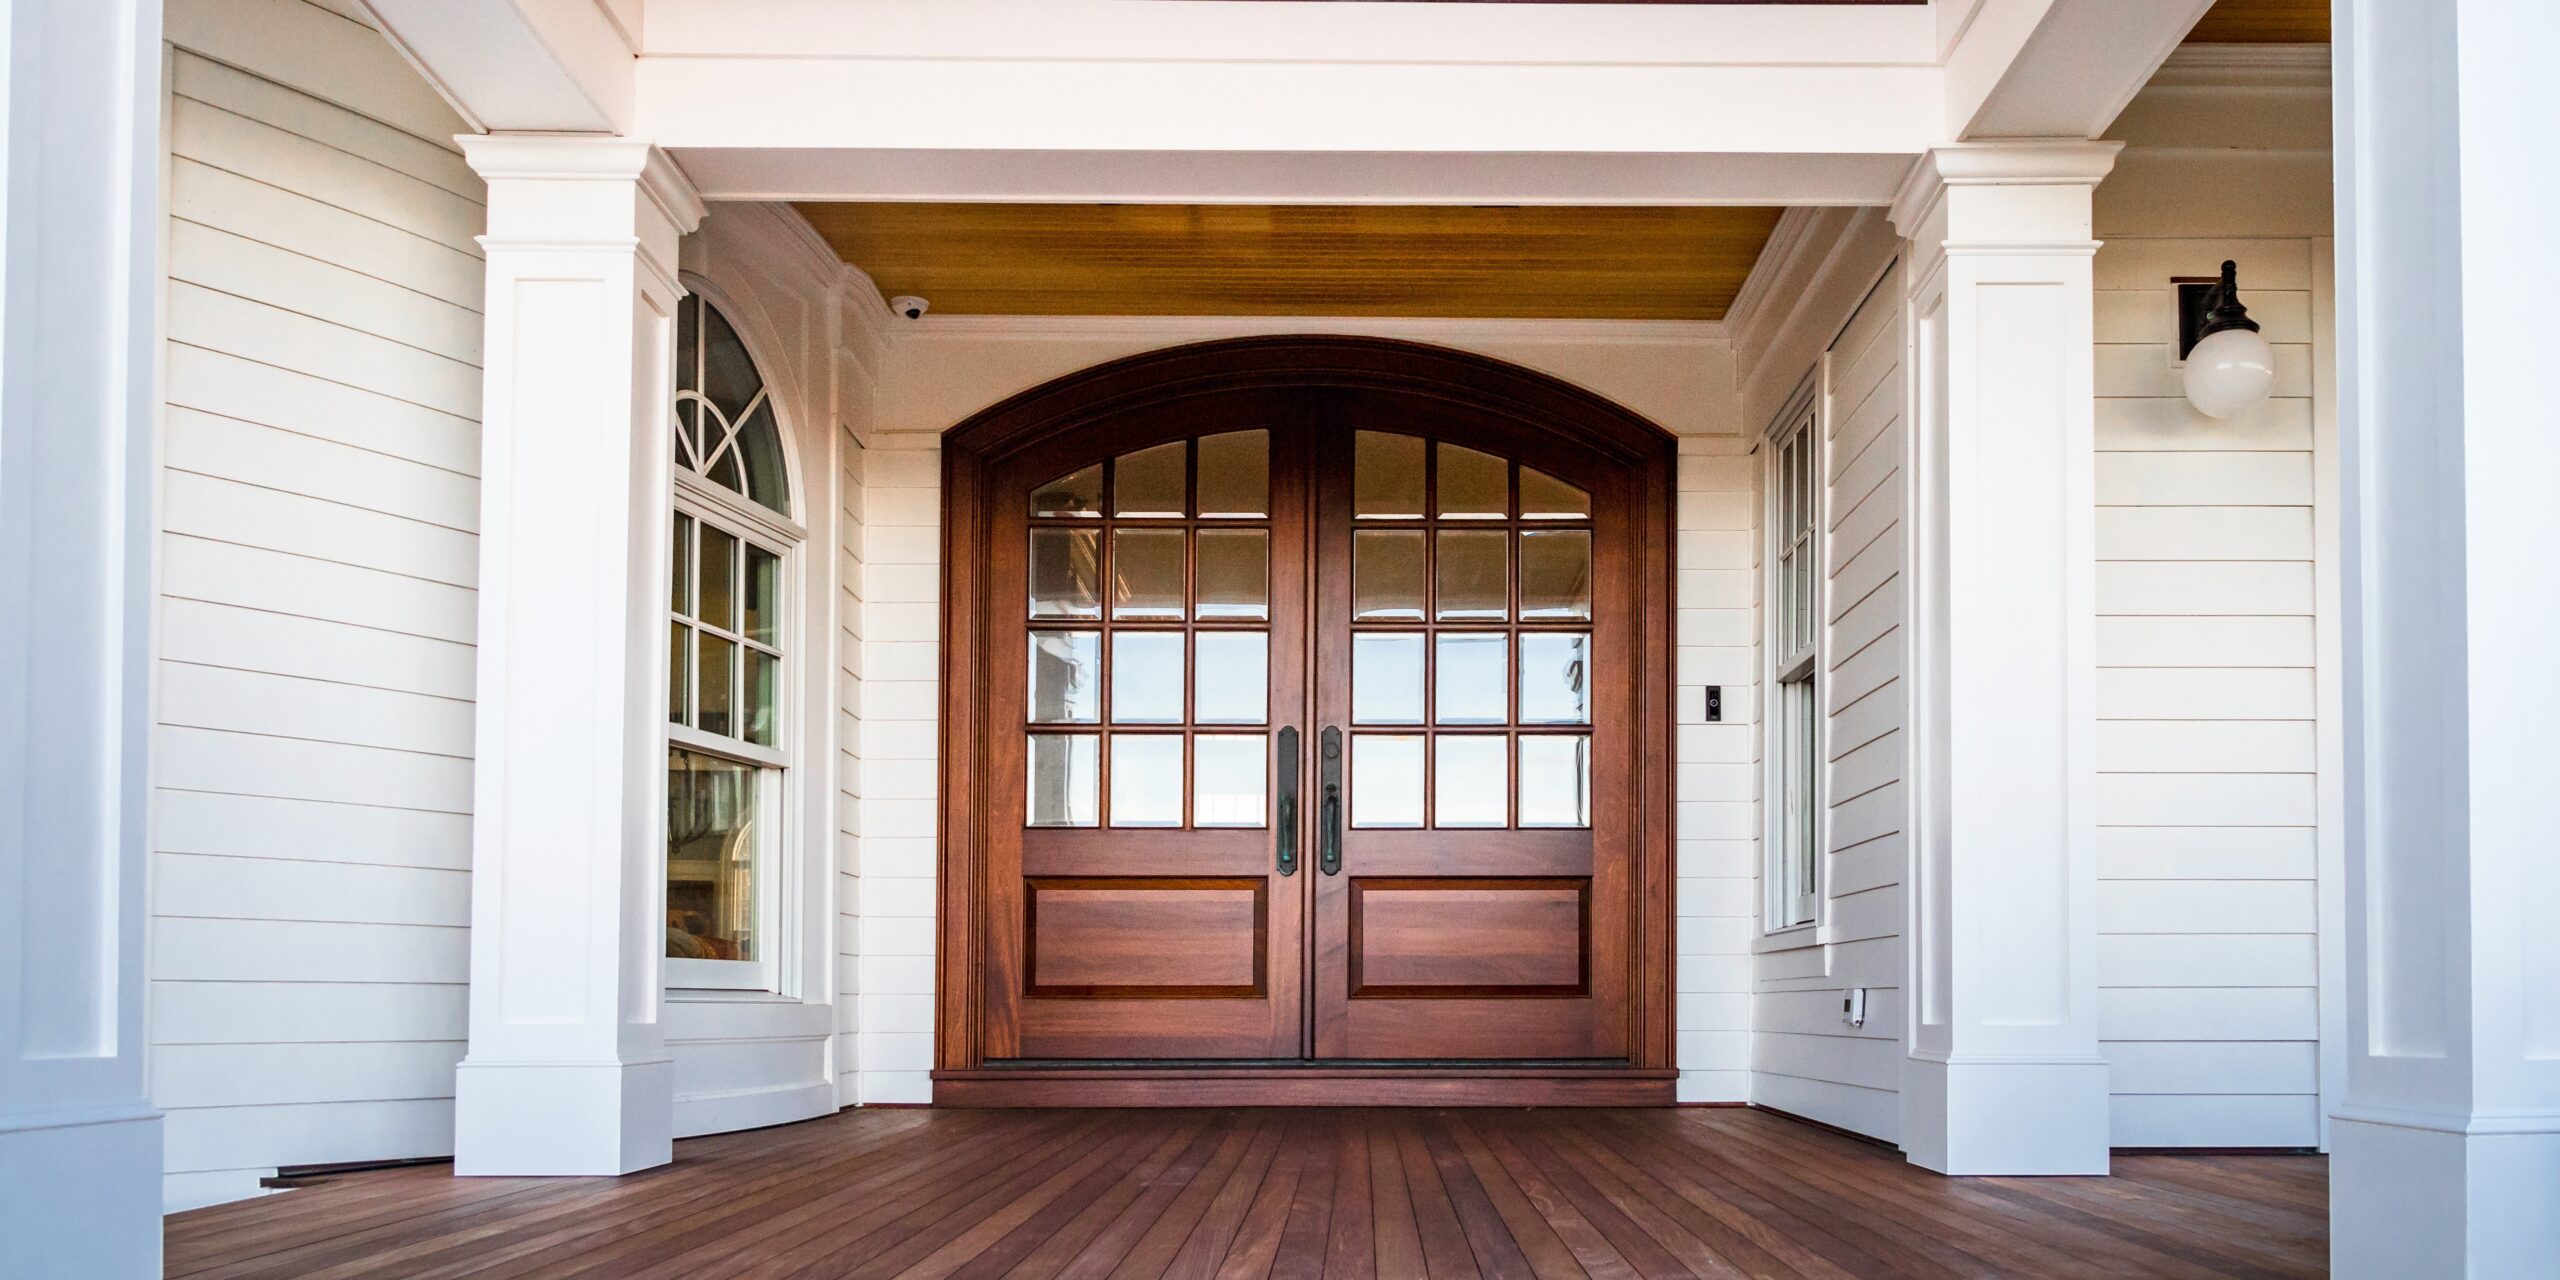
[793,1,2322,322]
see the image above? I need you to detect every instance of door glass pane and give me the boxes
[671,513,693,612]
[1111,632,1184,723]
[1435,530,1508,621]
[1195,430,1269,518]
[1519,530,1593,620]
[1352,633,1424,725]
[1195,530,1268,620]
[1519,735,1592,828]
[1194,734,1266,827]
[1350,734,1424,828]
[698,634,736,737]
[743,649,778,747]
[669,621,691,725]
[1437,443,1508,519]
[1028,631,1101,723]
[1354,431,1424,519]
[667,748,759,962]
[1029,528,1101,619]
[1354,530,1425,621]
[1519,633,1591,724]
[1434,737,1507,827]
[1109,735,1182,827]
[699,525,738,628]
[1026,734,1099,827]
[1033,463,1104,518]
[1114,441,1187,518]
[743,545,780,646]
[1434,633,1506,724]
[1520,466,1590,520]
[1111,529,1186,620]
[1194,632,1268,724]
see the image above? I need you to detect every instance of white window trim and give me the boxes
[1761,373,1827,937]
[666,436,804,994]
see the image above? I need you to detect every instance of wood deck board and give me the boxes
[164,1108,2329,1279]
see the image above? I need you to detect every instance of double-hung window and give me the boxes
[665,292,795,990]
[1767,399,1820,930]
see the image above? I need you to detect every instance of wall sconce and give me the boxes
[2178,260,2276,419]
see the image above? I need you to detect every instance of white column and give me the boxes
[453,137,704,1176]
[2330,4,2560,1276]
[0,0,165,1273]
[1892,142,2118,1176]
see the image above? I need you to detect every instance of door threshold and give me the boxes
[931,1062,1676,1108]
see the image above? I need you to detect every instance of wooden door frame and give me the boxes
[935,336,1679,1106]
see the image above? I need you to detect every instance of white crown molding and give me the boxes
[1888,140,2123,239]
[1720,205,1822,343]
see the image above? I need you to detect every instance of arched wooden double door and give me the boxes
[940,339,1675,1102]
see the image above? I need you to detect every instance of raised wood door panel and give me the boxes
[984,393,1310,1059]
[1309,401,1638,1061]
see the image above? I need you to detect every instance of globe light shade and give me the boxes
[2183,325,2276,419]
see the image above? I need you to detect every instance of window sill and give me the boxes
[1753,922,1822,955]
[665,986,795,1003]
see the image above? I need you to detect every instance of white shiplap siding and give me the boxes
[1750,270,1908,1143]
[2092,237,2323,1148]
[153,12,485,1210]
[855,436,944,1104]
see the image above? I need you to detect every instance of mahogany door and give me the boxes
[977,375,1645,1066]
[1308,402,1635,1060]
[987,394,1312,1058]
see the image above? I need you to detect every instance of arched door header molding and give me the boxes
[941,335,1678,469]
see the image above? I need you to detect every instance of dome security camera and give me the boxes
[890,295,930,320]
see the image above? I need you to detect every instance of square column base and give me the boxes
[0,1107,162,1276]
[1902,1057,2110,1175]
[454,1057,674,1176]
[2333,1114,2560,1280]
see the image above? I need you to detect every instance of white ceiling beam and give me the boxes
[1944,0,2219,140]
[360,0,635,133]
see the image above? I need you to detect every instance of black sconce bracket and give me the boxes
[2176,259,2262,360]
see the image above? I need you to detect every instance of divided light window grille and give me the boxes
[1768,403,1820,929]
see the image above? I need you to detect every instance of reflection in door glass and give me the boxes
[1029,528,1101,619]
[1113,440,1187,517]
[1354,431,1425,519]
[1110,632,1184,723]
[1518,530,1593,620]
[1194,734,1267,827]
[1518,735,1593,828]
[1195,430,1270,518]
[1352,633,1425,724]
[1435,530,1509,621]
[1026,734,1099,826]
[1110,529,1186,620]
[1110,735,1182,827]
[1354,530,1426,621]
[1195,530,1269,620]
[1437,443,1509,519]
[1028,631,1100,723]
[1519,466,1590,520]
[1434,736,1507,827]
[1031,463,1103,517]
[1518,633,1591,724]
[1350,734,1424,828]
[1194,632,1269,724]
[1434,633,1506,724]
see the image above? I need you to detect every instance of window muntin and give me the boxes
[666,290,795,990]
[1024,430,1274,829]
[675,295,791,517]
[1767,402,1821,930]
[1344,433,1593,832]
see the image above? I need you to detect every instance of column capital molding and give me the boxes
[458,134,708,236]
[1888,140,2123,241]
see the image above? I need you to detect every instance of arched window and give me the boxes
[665,292,796,990]
[675,293,791,516]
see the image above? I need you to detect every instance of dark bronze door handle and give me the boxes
[1275,727,1299,876]
[1319,726,1343,875]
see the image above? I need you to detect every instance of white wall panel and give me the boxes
[153,4,485,1211]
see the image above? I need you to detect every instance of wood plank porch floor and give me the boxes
[164,1107,2328,1279]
